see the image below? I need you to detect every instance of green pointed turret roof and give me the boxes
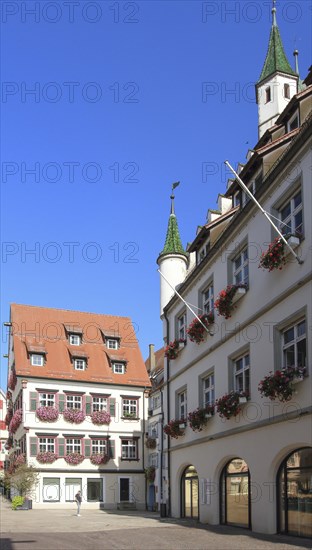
[258,4,296,84]
[158,196,187,259]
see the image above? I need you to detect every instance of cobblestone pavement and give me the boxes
[1,498,311,550]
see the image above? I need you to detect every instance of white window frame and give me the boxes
[39,393,55,407]
[148,422,158,438]
[177,311,187,341]
[282,319,306,370]
[69,334,81,346]
[92,396,108,412]
[233,354,250,394]
[39,437,55,453]
[121,439,137,460]
[66,438,81,454]
[203,373,215,406]
[113,362,125,374]
[178,390,187,419]
[279,188,303,237]
[91,439,107,454]
[122,398,138,417]
[107,339,118,350]
[74,358,86,371]
[233,247,249,286]
[66,395,82,410]
[31,354,44,366]
[202,283,214,314]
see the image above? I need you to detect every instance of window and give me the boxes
[233,190,241,207]
[153,394,160,410]
[122,399,138,417]
[74,358,86,371]
[43,478,60,502]
[202,283,214,314]
[279,189,303,237]
[233,354,250,394]
[203,373,215,406]
[91,439,107,454]
[39,393,55,407]
[284,83,290,99]
[65,478,82,502]
[31,354,44,366]
[197,242,210,264]
[107,339,118,350]
[39,437,55,453]
[177,312,187,340]
[69,334,81,346]
[282,320,306,369]
[113,362,125,374]
[66,395,82,409]
[92,396,108,412]
[265,86,271,103]
[149,453,158,467]
[121,439,138,460]
[148,422,158,438]
[178,390,187,419]
[87,479,103,502]
[66,438,81,454]
[288,111,299,132]
[233,247,249,286]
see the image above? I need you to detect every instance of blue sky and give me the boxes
[1,0,311,389]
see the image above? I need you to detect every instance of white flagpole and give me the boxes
[157,269,211,333]
[225,161,303,264]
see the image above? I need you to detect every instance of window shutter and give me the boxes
[30,437,37,456]
[58,437,65,457]
[109,398,116,417]
[29,392,37,412]
[58,394,66,412]
[85,396,92,415]
[84,438,91,457]
[109,439,115,459]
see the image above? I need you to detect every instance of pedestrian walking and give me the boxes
[75,490,82,516]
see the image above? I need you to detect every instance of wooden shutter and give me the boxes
[29,392,37,412]
[58,394,66,412]
[58,437,65,457]
[109,398,116,417]
[109,439,115,459]
[30,437,37,456]
[84,439,91,457]
[85,396,92,415]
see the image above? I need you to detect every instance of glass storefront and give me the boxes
[221,458,250,528]
[181,465,199,519]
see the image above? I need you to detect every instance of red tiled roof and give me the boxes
[10,304,151,388]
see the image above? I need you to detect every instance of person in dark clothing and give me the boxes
[75,490,82,516]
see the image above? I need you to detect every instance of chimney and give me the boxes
[148,344,155,373]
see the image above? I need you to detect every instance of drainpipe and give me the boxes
[164,311,171,517]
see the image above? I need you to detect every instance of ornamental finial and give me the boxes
[170,181,180,215]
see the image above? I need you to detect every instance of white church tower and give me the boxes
[256,1,298,138]
[157,187,188,316]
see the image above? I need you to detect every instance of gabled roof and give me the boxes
[258,9,296,84]
[10,304,150,388]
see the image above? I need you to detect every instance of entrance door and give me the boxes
[120,478,130,502]
[221,458,250,528]
[182,466,199,519]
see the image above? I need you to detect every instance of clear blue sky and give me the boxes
[1,0,311,389]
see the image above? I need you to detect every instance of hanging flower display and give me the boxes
[258,366,306,402]
[36,406,59,422]
[187,313,214,344]
[63,408,86,424]
[37,451,58,464]
[90,453,110,465]
[259,237,287,271]
[215,392,248,419]
[14,454,26,466]
[145,437,157,449]
[163,419,185,439]
[214,284,247,319]
[5,436,13,450]
[90,410,111,425]
[187,405,215,432]
[64,453,85,465]
[145,466,156,482]
[5,408,13,427]
[9,408,23,434]
[164,339,186,360]
[8,369,17,391]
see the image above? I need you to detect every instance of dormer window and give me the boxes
[74,358,86,371]
[31,354,44,366]
[265,87,271,103]
[69,334,81,346]
[107,339,118,350]
[288,111,299,132]
[113,362,125,374]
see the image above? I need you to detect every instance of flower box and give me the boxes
[287,235,300,249]
[64,452,84,465]
[258,366,306,402]
[178,422,186,429]
[239,396,247,404]
[291,374,304,384]
[37,451,57,464]
[214,284,247,319]
[91,410,111,425]
[164,339,186,360]
[36,406,59,422]
[186,313,214,344]
[204,412,213,418]
[63,408,86,424]
[90,453,110,465]
[216,392,242,419]
[164,419,185,439]
[231,287,246,305]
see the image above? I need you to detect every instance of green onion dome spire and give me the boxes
[158,184,187,261]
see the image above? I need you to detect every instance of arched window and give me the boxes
[181,465,199,519]
[220,458,250,528]
[277,447,312,538]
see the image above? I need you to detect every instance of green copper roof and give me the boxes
[258,22,296,83]
[159,213,187,258]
